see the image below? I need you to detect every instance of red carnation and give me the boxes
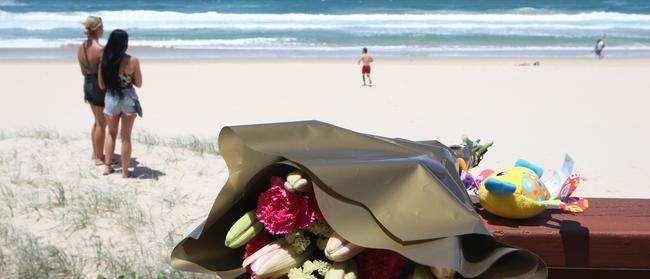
[256,176,317,234]
[356,249,408,279]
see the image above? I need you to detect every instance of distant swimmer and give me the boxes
[594,34,606,59]
[357,47,374,86]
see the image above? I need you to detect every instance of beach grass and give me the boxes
[0,222,86,279]
[136,130,219,156]
[0,129,222,279]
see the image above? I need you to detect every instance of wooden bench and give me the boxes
[476,198,650,279]
[235,198,649,279]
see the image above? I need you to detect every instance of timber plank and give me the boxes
[476,198,650,270]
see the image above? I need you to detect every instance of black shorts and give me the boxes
[84,74,105,107]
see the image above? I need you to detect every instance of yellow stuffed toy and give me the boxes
[477,159,589,219]
[478,160,552,219]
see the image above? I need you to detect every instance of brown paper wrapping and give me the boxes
[170,121,547,279]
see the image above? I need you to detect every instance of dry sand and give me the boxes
[0,57,649,277]
[1,57,648,198]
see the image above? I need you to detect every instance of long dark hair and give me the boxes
[101,29,128,96]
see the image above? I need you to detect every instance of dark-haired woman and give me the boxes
[98,29,143,178]
[77,16,106,166]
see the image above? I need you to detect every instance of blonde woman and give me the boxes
[77,16,106,165]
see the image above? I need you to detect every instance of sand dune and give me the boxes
[0,129,221,278]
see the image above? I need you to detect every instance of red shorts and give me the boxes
[361,65,371,74]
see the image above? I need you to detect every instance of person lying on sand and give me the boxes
[357,47,374,86]
[517,61,541,66]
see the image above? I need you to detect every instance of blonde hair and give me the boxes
[82,16,103,36]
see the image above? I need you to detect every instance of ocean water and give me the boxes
[2,0,650,58]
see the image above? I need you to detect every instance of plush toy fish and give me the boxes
[477,158,588,219]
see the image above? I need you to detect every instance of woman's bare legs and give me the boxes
[90,122,96,161]
[104,114,120,175]
[90,104,106,165]
[119,114,137,178]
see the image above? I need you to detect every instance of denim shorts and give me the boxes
[103,88,139,117]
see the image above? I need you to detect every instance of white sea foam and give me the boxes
[2,37,650,52]
[2,8,649,56]
[1,10,650,30]
[0,37,300,48]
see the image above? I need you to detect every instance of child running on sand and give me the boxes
[357,47,374,86]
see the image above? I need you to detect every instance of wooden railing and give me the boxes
[476,198,650,279]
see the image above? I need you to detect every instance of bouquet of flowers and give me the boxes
[225,171,454,279]
[170,121,548,279]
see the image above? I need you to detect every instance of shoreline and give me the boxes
[3,46,650,60]
[3,55,650,64]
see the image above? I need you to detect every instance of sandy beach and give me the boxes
[1,57,649,198]
[1,57,649,277]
